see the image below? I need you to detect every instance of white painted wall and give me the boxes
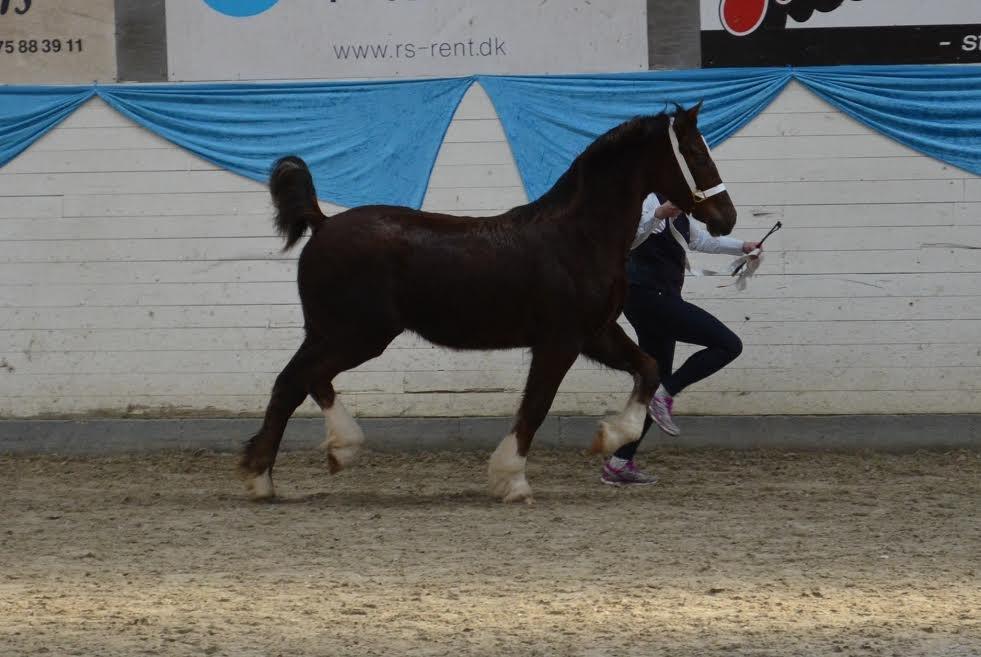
[1,81,979,418]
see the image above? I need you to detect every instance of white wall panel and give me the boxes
[1,81,978,419]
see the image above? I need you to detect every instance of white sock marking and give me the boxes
[249,469,274,499]
[487,433,533,502]
[322,399,364,472]
[596,397,646,454]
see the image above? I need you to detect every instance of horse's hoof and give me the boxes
[245,469,275,499]
[592,417,640,456]
[590,428,607,454]
[323,423,362,475]
[592,420,623,455]
[326,444,359,474]
[500,478,534,504]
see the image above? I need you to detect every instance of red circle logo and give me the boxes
[719,0,769,36]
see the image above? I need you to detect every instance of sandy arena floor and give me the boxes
[1,447,979,657]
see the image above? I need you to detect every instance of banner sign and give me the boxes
[701,0,981,67]
[0,0,116,83]
[166,0,648,81]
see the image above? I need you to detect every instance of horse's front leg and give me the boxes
[488,341,581,503]
[582,322,660,455]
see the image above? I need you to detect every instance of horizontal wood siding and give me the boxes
[1,82,978,418]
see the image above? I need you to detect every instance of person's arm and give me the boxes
[688,221,755,256]
[631,194,678,250]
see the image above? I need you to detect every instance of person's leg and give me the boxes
[612,329,674,460]
[599,288,675,485]
[658,298,742,395]
[647,295,742,435]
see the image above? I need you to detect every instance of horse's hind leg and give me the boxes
[311,381,362,475]
[240,337,325,498]
[582,321,660,455]
[240,329,396,497]
[308,330,399,474]
[488,341,580,503]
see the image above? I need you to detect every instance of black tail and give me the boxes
[269,156,327,251]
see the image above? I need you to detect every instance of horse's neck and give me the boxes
[529,143,662,261]
[565,182,648,258]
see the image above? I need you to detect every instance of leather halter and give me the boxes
[668,116,727,204]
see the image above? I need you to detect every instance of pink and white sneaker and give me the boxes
[648,392,680,436]
[600,460,658,486]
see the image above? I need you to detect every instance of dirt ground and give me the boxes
[1,447,979,657]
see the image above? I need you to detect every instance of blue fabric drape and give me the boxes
[0,86,95,168]
[478,68,793,201]
[481,65,981,201]
[96,78,474,208]
[1,66,978,208]
[793,65,981,176]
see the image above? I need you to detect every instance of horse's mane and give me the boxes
[513,112,671,219]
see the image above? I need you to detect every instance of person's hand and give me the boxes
[742,241,763,258]
[653,201,682,220]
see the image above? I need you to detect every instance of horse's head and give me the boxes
[535,105,736,244]
[657,102,736,236]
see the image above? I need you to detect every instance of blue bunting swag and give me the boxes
[96,78,474,208]
[1,66,978,208]
[479,65,981,201]
[0,86,95,169]
[793,65,981,176]
[478,68,793,201]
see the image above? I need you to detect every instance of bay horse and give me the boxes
[239,102,736,503]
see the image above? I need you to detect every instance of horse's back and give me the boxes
[294,205,574,348]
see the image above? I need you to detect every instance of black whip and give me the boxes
[731,221,782,277]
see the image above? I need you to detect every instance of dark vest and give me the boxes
[627,213,690,295]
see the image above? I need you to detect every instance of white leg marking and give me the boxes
[322,399,364,473]
[248,469,275,499]
[487,433,533,503]
[594,397,647,455]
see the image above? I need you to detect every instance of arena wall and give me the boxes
[1,80,978,419]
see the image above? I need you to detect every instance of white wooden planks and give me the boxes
[1,81,979,418]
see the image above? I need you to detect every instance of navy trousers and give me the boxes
[614,285,743,460]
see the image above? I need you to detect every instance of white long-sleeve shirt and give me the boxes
[631,192,744,256]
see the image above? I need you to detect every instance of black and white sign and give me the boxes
[701,0,981,67]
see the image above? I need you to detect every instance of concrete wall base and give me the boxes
[1,415,978,455]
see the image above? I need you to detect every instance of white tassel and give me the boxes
[667,217,765,287]
[718,249,763,289]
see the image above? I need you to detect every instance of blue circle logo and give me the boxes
[203,0,279,17]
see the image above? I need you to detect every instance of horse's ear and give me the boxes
[686,100,703,125]
[672,101,702,134]
[671,102,689,132]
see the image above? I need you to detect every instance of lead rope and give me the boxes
[667,216,714,277]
